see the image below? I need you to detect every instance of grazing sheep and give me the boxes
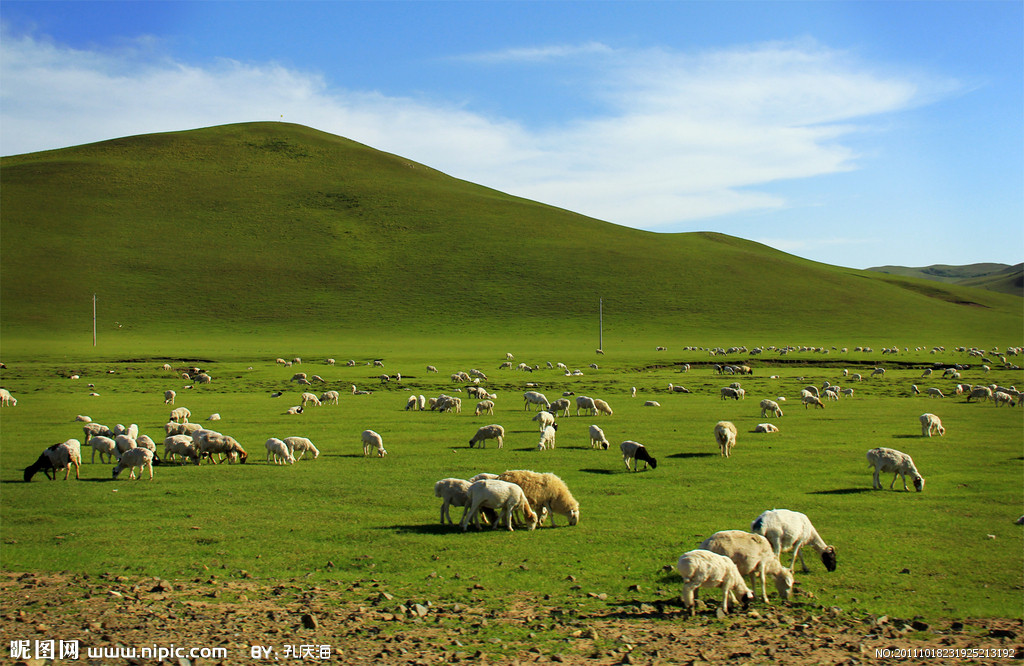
[532,410,555,431]
[88,435,118,463]
[592,398,614,416]
[919,413,945,437]
[282,436,319,460]
[643,400,661,407]
[967,386,993,403]
[720,387,745,400]
[405,395,419,411]
[320,390,340,405]
[927,387,945,398]
[300,392,322,407]
[588,424,610,450]
[840,387,855,398]
[361,429,387,457]
[866,447,925,492]
[474,399,495,416]
[801,395,825,409]
[575,396,596,416]
[0,388,17,406]
[675,550,754,616]
[112,447,155,480]
[164,390,176,405]
[164,421,201,437]
[434,478,472,525]
[460,479,538,532]
[114,434,137,460]
[548,398,571,417]
[994,391,1015,407]
[83,422,114,442]
[699,530,794,603]
[418,394,427,410]
[136,434,156,453]
[751,508,838,573]
[469,424,505,449]
[630,386,637,398]
[24,440,82,481]
[265,438,296,465]
[760,399,783,418]
[536,424,558,450]
[169,407,191,423]
[523,391,550,411]
[714,421,738,457]
[754,423,779,433]
[620,440,657,471]
[426,365,438,373]
[497,470,579,527]
[193,429,248,465]
[163,435,199,464]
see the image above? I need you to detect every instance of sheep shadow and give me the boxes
[891,434,920,439]
[667,452,716,459]
[376,524,460,535]
[808,488,873,495]
[579,468,616,475]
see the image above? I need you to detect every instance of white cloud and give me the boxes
[0,32,952,235]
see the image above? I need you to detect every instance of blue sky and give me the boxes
[2,1,1021,269]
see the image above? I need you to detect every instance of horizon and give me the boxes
[1,1,1021,270]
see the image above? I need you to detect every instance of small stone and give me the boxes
[911,620,929,632]
[301,613,318,629]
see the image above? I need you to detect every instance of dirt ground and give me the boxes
[2,572,1020,665]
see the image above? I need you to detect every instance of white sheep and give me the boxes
[919,413,945,437]
[286,405,303,415]
[0,388,17,406]
[75,415,91,422]
[496,470,579,527]
[169,407,191,423]
[675,549,754,616]
[620,440,657,471]
[114,434,137,460]
[714,421,738,457]
[588,424,610,450]
[282,436,319,460]
[194,429,248,464]
[993,391,1015,407]
[575,395,596,416]
[301,392,322,407]
[163,434,199,464]
[866,447,925,492]
[537,424,557,450]
[434,477,472,525]
[532,410,555,431]
[751,509,838,573]
[469,424,505,449]
[474,399,495,416]
[643,400,661,407]
[720,387,744,400]
[24,439,82,481]
[801,395,825,409]
[760,399,783,418]
[754,423,779,433]
[460,479,538,532]
[320,390,340,405]
[361,429,387,457]
[164,389,176,405]
[592,398,614,416]
[699,530,794,603]
[405,395,419,411]
[112,447,154,480]
[927,387,945,398]
[136,434,157,453]
[88,436,118,463]
[523,391,550,411]
[548,398,571,417]
[265,438,296,465]
[967,386,993,402]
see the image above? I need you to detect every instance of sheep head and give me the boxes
[912,474,925,492]
[821,546,838,572]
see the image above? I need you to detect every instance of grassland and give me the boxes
[2,339,1021,633]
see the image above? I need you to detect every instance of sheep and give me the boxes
[405,395,419,411]
[523,391,550,411]
[164,389,176,405]
[620,440,657,471]
[265,438,296,465]
[967,386,993,403]
[720,387,742,400]
[994,391,1015,407]
[668,383,690,393]
[434,395,462,413]
[630,386,637,398]
[871,367,886,378]
[537,424,557,450]
[194,429,248,464]
[301,392,322,407]
[163,434,199,464]
[286,405,304,415]
[282,436,319,460]
[575,395,596,416]
[699,530,794,603]
[802,395,825,409]
[0,388,17,406]
[675,549,754,616]
[164,421,201,437]
[548,398,571,417]
[927,387,945,398]
[320,390,340,405]
[920,413,945,437]
[460,479,538,532]
[714,421,738,457]
[751,508,838,573]
[474,399,495,416]
[361,429,387,457]
[754,423,779,433]
[532,410,555,431]
[208,413,221,421]
[592,398,614,416]
[588,424,610,450]
[112,447,155,480]
[467,423,506,449]
[469,472,499,482]
[114,434,137,460]
[88,435,118,463]
[434,478,472,525]
[643,400,661,407]
[418,394,427,410]
[24,440,82,481]
[840,387,854,398]
[169,407,191,423]
[760,399,783,418]
[497,470,579,527]
[866,447,925,492]
[136,434,156,453]
[75,415,91,422]
[291,372,308,382]
[194,373,212,384]
[83,422,114,442]
[426,365,438,373]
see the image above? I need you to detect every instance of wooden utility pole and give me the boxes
[92,294,97,347]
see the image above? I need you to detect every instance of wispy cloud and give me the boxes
[0,32,955,237]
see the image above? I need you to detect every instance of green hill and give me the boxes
[1,122,1020,349]
[867,263,1023,297]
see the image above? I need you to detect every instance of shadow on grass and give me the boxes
[579,468,617,475]
[808,488,873,495]
[375,523,461,535]
[667,452,716,459]
[891,434,922,439]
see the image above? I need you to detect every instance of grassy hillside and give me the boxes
[2,122,1021,351]
[868,262,1023,297]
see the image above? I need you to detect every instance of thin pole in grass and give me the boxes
[92,293,97,347]
[599,298,603,351]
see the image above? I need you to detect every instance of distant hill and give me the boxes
[2,122,1021,345]
[867,263,1023,297]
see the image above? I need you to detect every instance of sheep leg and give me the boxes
[792,546,810,574]
[872,468,881,489]
[440,499,449,525]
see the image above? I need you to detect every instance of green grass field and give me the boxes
[2,338,1021,627]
